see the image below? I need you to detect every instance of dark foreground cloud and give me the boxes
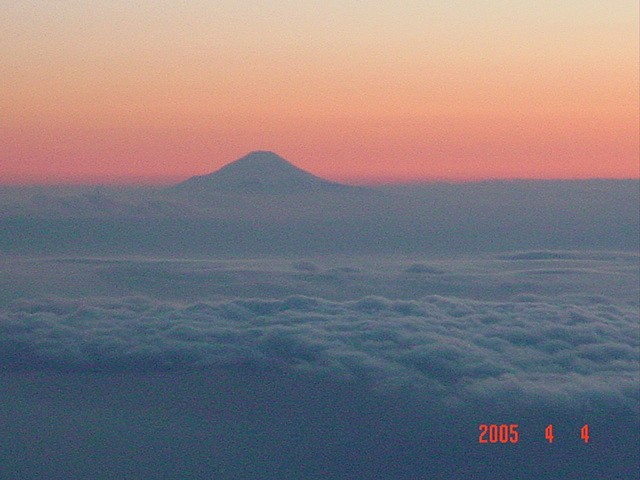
[2,293,637,412]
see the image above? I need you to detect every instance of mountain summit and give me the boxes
[175,151,352,194]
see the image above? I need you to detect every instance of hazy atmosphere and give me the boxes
[1,2,639,479]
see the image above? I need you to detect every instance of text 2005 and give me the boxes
[478,424,519,444]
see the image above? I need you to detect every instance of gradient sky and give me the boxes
[1,0,638,184]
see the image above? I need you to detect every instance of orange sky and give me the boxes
[1,1,638,184]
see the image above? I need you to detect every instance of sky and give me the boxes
[1,1,638,184]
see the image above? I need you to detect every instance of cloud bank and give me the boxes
[2,293,637,411]
[1,252,638,478]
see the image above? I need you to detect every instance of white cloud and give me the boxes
[2,292,637,411]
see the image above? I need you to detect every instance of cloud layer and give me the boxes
[1,180,638,255]
[2,292,637,411]
[1,251,638,478]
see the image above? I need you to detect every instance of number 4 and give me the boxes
[581,424,590,443]
[545,424,554,443]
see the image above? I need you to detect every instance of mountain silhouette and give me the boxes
[174,151,356,194]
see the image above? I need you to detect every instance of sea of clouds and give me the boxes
[2,252,637,407]
[2,291,637,412]
[1,251,638,479]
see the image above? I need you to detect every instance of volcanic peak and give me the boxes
[175,151,351,194]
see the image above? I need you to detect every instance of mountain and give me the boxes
[174,151,356,194]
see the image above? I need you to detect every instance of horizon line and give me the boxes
[0,175,638,188]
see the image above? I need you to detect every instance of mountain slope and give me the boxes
[174,151,354,194]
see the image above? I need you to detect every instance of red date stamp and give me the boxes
[478,424,519,443]
[478,424,590,443]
